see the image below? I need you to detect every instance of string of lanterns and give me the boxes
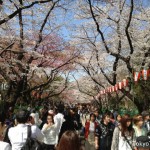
[97,69,150,97]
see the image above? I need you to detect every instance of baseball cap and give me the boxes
[136,136,150,148]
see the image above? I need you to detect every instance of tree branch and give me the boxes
[17,0,24,60]
[0,0,52,25]
[88,0,110,53]
[125,0,134,54]
[0,42,15,56]
[73,75,95,97]
[34,0,59,51]
[47,72,69,97]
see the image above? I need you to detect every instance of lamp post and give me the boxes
[0,82,9,110]
[0,82,9,91]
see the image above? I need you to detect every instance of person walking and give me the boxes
[133,115,147,138]
[95,112,115,150]
[58,110,76,142]
[85,113,98,150]
[42,114,57,150]
[54,105,65,145]
[111,115,136,150]
[57,131,82,150]
[94,109,102,124]
[114,114,122,127]
[8,109,44,150]
[142,111,150,132]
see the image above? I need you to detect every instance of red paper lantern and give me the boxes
[109,87,112,93]
[142,70,149,80]
[122,79,128,87]
[115,84,118,91]
[134,72,141,82]
[118,82,123,89]
[112,86,115,92]
[149,69,150,78]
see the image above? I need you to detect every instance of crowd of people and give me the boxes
[0,103,150,150]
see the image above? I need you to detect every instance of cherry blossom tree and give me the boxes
[0,0,80,108]
[72,0,150,112]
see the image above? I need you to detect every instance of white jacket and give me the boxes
[0,141,11,150]
[53,113,64,144]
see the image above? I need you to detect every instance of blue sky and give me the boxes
[57,0,150,81]
[2,0,149,81]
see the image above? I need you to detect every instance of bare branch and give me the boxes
[125,0,134,54]
[47,72,69,97]
[0,0,53,25]
[34,0,59,51]
[0,42,15,56]
[88,0,110,53]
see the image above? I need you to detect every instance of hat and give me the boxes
[48,110,54,115]
[136,136,150,148]
[142,111,149,117]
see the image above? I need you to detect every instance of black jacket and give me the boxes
[95,121,115,150]
[58,115,76,142]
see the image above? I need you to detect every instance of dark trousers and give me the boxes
[99,137,111,150]
[43,144,55,150]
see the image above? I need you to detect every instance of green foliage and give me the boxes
[118,108,139,117]
[106,78,150,112]
[133,79,150,100]
[132,78,150,110]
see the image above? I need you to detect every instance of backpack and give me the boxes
[21,125,43,150]
[3,127,11,145]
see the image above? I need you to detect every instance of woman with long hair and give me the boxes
[111,115,136,150]
[85,113,98,150]
[57,131,82,150]
[42,114,57,150]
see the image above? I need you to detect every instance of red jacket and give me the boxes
[85,121,98,139]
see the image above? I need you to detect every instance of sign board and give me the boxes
[0,83,9,90]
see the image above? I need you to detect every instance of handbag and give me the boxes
[118,127,134,150]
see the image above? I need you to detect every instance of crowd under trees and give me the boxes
[0,0,150,112]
